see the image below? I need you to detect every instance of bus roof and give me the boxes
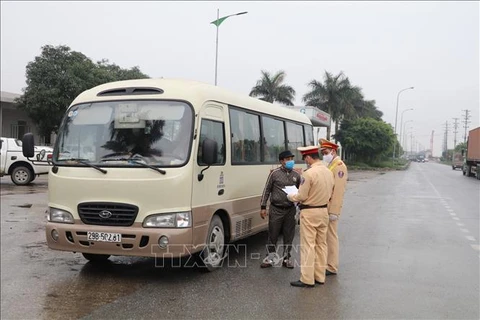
[70,78,312,125]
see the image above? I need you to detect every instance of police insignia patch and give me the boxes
[338,171,344,178]
[300,177,305,185]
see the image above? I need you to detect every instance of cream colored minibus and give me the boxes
[23,78,314,270]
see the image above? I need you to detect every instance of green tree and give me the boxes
[16,45,148,142]
[454,142,467,152]
[249,70,296,105]
[334,118,395,163]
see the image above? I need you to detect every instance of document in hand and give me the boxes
[282,185,298,194]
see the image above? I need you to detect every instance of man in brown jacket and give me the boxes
[287,146,335,287]
[320,138,348,276]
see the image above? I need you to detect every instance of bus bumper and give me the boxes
[45,221,196,258]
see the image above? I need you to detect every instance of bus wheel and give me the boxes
[198,215,225,272]
[82,253,111,262]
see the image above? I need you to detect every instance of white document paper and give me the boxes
[282,185,298,195]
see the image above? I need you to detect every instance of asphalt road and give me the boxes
[0,163,478,319]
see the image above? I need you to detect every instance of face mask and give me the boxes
[323,152,334,164]
[285,160,295,170]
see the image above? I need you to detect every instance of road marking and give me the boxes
[466,236,476,241]
[471,245,480,251]
[446,208,454,212]
[449,212,456,216]
[460,228,469,233]
[452,217,460,220]
[456,222,465,227]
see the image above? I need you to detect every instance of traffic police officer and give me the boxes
[287,146,335,287]
[320,138,348,276]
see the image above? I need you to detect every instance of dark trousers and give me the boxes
[266,205,296,258]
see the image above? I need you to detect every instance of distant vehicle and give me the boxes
[0,137,53,185]
[452,152,463,170]
[463,127,480,179]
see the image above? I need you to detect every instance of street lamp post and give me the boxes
[211,10,248,86]
[403,120,413,150]
[399,107,413,152]
[392,86,414,163]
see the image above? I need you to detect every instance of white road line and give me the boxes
[460,228,469,233]
[471,245,480,251]
[446,208,454,212]
[456,222,465,227]
[466,236,476,241]
[449,212,456,216]
[452,217,460,220]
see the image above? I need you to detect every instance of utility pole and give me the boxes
[443,121,449,158]
[430,130,434,158]
[452,117,459,148]
[462,109,471,144]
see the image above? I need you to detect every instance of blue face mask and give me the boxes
[285,160,295,170]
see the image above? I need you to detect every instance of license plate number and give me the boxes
[87,231,122,243]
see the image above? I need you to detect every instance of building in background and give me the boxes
[0,91,46,144]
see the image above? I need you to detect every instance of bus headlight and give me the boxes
[48,207,74,224]
[143,212,192,228]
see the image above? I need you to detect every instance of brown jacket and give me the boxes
[327,156,348,215]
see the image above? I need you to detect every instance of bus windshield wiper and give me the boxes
[100,158,166,175]
[59,158,107,174]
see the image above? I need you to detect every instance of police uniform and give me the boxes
[320,138,348,275]
[260,150,301,267]
[287,146,335,286]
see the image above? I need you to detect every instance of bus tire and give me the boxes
[197,215,225,272]
[82,253,111,262]
[11,165,33,185]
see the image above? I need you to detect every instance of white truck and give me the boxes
[0,137,53,185]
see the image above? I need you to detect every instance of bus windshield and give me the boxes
[55,100,193,167]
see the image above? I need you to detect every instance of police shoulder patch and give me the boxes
[300,177,305,185]
[338,171,344,178]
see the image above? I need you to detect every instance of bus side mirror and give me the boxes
[201,138,218,166]
[22,133,35,158]
[198,139,218,181]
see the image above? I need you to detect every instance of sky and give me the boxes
[1,1,478,157]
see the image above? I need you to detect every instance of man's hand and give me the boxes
[260,209,268,219]
[329,214,338,221]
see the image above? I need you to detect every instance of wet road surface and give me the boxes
[1,163,478,319]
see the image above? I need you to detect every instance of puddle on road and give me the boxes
[41,257,198,320]
[15,203,33,208]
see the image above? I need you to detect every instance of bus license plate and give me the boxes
[87,231,122,243]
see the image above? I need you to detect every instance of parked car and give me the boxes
[0,137,53,185]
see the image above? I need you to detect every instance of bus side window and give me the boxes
[197,119,225,165]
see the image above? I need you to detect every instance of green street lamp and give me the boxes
[211,10,248,86]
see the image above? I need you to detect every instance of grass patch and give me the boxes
[346,159,409,170]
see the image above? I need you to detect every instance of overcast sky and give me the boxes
[1,1,478,156]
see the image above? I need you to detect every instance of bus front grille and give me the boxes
[78,202,138,226]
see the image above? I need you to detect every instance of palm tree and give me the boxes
[249,70,296,106]
[302,71,357,140]
[354,100,383,120]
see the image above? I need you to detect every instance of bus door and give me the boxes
[191,103,228,246]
